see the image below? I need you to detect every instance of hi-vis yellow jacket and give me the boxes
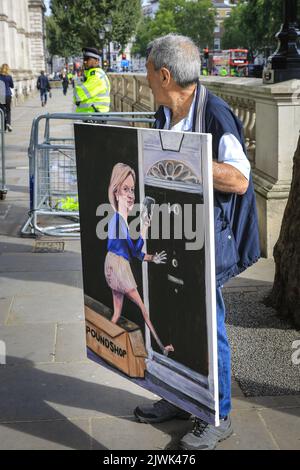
[73,67,110,113]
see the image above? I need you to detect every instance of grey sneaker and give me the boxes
[134,399,191,424]
[179,416,233,450]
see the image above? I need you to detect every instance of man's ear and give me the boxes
[160,67,171,87]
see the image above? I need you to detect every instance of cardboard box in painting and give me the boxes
[85,297,147,378]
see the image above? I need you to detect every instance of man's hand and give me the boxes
[213,162,249,195]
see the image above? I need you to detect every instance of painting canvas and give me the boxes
[74,123,219,425]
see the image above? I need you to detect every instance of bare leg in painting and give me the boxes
[111,290,124,323]
[126,288,174,356]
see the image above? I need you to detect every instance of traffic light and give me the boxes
[204,48,209,60]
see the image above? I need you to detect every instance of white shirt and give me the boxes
[163,94,250,180]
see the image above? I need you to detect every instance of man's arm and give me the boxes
[213,162,249,195]
[207,101,251,195]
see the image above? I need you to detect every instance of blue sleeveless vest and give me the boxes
[154,84,260,286]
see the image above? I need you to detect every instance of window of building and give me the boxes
[214,38,221,50]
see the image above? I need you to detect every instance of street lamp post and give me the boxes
[98,29,105,68]
[104,18,113,70]
[263,0,300,83]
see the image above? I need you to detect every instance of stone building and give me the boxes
[212,0,237,50]
[0,0,46,102]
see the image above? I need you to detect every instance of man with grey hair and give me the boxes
[134,34,260,450]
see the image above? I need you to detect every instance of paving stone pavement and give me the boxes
[0,90,299,450]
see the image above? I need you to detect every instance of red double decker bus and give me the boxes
[203,49,249,76]
[227,49,249,67]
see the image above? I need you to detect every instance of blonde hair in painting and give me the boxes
[108,163,136,211]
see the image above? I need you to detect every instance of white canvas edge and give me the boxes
[137,129,152,356]
[137,127,219,426]
[201,133,220,427]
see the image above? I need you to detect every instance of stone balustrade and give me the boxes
[110,73,154,113]
[199,76,258,167]
[109,73,300,258]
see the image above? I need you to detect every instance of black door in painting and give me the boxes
[146,185,208,377]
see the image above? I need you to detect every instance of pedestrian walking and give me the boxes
[0,63,14,132]
[37,71,51,107]
[62,74,69,96]
[133,33,260,451]
[74,47,110,113]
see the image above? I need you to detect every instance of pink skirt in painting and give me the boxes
[104,252,137,294]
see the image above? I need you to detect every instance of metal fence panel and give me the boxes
[21,112,155,237]
[0,82,5,105]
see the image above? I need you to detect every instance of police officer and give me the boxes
[74,47,110,113]
[220,66,228,77]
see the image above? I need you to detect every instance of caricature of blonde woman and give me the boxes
[104,163,174,355]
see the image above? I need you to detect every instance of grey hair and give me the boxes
[147,34,201,88]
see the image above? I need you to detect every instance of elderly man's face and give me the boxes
[146,59,168,106]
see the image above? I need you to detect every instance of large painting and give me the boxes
[74,124,219,425]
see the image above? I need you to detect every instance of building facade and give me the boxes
[212,1,237,50]
[142,0,159,19]
[0,0,46,101]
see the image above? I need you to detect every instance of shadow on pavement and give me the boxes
[0,356,160,450]
[0,356,299,450]
[0,240,83,290]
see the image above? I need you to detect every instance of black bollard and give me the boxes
[263,0,300,83]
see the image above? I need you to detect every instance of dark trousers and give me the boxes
[0,96,12,127]
[40,89,48,104]
[216,287,231,419]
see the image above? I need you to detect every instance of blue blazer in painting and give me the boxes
[107,212,145,262]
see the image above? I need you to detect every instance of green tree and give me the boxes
[174,0,216,48]
[222,0,285,52]
[268,136,300,328]
[46,16,81,62]
[221,3,248,50]
[132,0,216,56]
[48,0,141,59]
[131,17,158,57]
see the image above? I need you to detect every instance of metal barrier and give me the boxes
[0,108,7,200]
[21,112,155,237]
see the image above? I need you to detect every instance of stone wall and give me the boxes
[109,73,300,257]
[0,0,46,103]
[28,0,46,76]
